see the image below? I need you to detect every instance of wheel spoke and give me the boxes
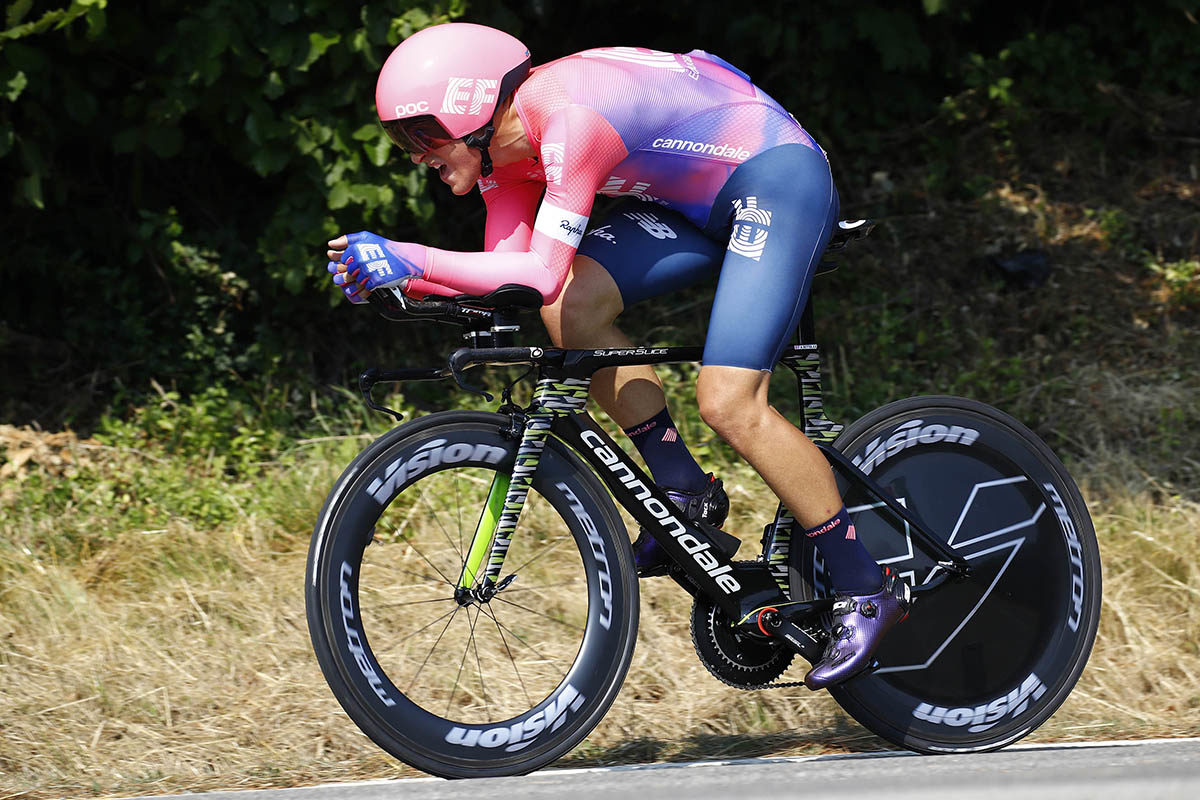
[496,579,581,596]
[480,603,553,662]
[454,471,465,559]
[468,606,491,722]
[403,538,458,588]
[493,595,584,633]
[371,596,457,611]
[418,487,467,568]
[505,534,573,576]
[362,555,448,587]
[478,603,532,710]
[445,605,482,717]
[405,607,461,694]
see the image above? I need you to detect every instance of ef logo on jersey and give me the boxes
[442,78,499,115]
[728,196,772,261]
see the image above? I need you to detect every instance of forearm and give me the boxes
[425,246,564,303]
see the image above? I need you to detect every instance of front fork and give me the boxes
[454,376,592,591]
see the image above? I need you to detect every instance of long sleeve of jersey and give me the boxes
[419,105,628,304]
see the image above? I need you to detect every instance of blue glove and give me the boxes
[329,260,368,304]
[337,231,427,294]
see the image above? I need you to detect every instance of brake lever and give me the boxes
[448,348,495,401]
[358,368,406,422]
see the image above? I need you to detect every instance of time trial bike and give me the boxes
[305,220,1101,778]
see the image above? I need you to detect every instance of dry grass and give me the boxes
[2,425,1199,799]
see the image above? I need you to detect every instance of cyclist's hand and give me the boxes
[328,258,369,304]
[327,231,428,299]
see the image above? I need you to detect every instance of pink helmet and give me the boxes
[376,23,531,174]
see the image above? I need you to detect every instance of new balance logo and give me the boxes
[442,77,498,115]
[624,211,676,240]
[728,196,772,261]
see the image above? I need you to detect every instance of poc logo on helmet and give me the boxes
[442,77,498,115]
[393,101,430,117]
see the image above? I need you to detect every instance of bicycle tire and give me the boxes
[306,410,639,777]
[791,396,1101,753]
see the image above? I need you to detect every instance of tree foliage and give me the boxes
[2,0,1197,426]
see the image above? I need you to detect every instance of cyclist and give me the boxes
[325,22,909,689]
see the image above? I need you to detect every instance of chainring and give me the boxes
[689,586,794,690]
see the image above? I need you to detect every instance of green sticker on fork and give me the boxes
[458,471,511,589]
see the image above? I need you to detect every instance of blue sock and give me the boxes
[623,407,708,492]
[804,507,882,594]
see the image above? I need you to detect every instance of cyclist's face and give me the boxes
[410,140,482,196]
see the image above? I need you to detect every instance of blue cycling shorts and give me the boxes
[577,143,839,371]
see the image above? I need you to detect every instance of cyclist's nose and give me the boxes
[409,153,425,165]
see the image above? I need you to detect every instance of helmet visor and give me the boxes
[380,115,457,155]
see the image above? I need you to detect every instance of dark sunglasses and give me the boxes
[380,115,457,155]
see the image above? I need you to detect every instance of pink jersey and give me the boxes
[416,47,820,304]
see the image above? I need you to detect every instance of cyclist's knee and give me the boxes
[696,366,769,444]
[541,255,624,347]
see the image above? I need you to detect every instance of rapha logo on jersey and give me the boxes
[587,225,617,244]
[534,201,589,248]
[851,419,981,476]
[393,101,429,117]
[441,77,498,115]
[624,211,677,240]
[580,429,741,594]
[728,197,772,261]
[912,672,1047,733]
[651,137,752,162]
[367,438,507,504]
[541,142,565,185]
[445,683,586,752]
[600,176,661,204]
[580,47,700,80]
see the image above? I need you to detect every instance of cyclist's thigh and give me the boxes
[577,198,724,309]
[702,143,839,371]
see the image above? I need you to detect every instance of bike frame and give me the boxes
[360,337,972,665]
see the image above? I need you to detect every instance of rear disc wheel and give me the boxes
[791,396,1101,753]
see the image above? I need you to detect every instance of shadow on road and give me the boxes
[560,717,892,769]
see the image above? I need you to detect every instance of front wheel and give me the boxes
[791,396,1101,753]
[305,411,640,777]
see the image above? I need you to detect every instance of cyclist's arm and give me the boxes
[416,105,627,303]
[376,173,542,300]
[482,173,543,252]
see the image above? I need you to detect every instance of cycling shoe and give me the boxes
[634,474,730,578]
[804,567,912,690]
